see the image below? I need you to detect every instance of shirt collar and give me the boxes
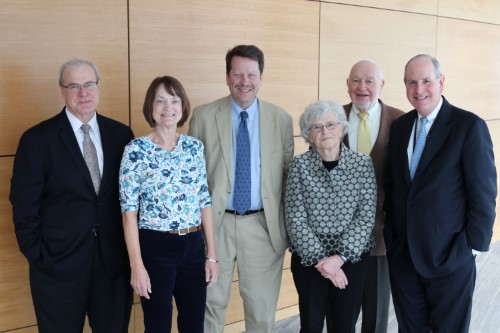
[230,96,259,121]
[417,97,443,122]
[351,100,381,117]
[65,108,99,133]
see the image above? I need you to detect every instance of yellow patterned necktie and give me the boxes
[357,112,372,155]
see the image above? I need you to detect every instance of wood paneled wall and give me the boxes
[1,0,499,331]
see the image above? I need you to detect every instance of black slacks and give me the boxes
[388,247,476,333]
[291,253,368,333]
[139,228,207,333]
[29,240,133,333]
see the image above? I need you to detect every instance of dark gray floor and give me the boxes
[271,241,500,333]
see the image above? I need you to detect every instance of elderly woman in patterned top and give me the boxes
[119,76,218,333]
[285,100,376,333]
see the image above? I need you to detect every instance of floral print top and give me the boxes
[119,135,212,231]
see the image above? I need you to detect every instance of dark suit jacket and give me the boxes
[10,109,134,282]
[343,99,404,256]
[384,96,496,279]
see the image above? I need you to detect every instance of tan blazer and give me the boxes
[189,96,294,255]
[343,99,404,256]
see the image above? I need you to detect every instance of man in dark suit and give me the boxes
[10,58,134,333]
[384,54,497,332]
[342,60,404,333]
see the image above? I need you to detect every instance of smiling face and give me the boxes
[347,60,384,111]
[226,56,262,109]
[60,64,99,123]
[151,84,183,129]
[404,56,444,116]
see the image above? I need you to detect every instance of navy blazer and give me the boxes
[10,109,134,282]
[384,97,496,279]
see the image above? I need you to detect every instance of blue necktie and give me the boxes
[233,111,251,214]
[409,117,428,181]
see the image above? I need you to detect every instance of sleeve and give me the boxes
[9,130,45,263]
[463,118,497,251]
[196,140,212,209]
[285,156,328,266]
[119,141,144,213]
[336,156,377,263]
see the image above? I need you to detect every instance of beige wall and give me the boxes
[1,0,499,331]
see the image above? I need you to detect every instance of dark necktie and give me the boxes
[233,111,251,215]
[409,117,428,181]
[81,124,101,193]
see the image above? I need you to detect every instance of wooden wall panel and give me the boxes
[437,18,500,120]
[0,158,37,331]
[319,3,437,112]
[1,0,500,332]
[128,0,320,137]
[0,0,130,156]
[318,0,438,15]
[439,0,500,25]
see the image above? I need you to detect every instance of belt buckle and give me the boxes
[178,227,187,236]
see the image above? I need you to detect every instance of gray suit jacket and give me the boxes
[189,96,294,255]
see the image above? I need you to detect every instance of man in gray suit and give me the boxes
[341,60,403,333]
[189,44,294,333]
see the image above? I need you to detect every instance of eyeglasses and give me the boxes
[309,121,341,133]
[60,81,98,91]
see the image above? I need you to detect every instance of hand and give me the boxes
[205,259,219,287]
[315,255,344,278]
[329,268,348,289]
[130,264,152,299]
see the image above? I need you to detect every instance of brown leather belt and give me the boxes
[164,225,202,235]
[225,209,264,216]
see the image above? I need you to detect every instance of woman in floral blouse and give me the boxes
[119,76,218,333]
[285,100,376,333]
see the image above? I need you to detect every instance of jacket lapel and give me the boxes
[215,98,233,186]
[400,110,417,185]
[57,111,96,194]
[414,98,452,180]
[259,100,274,184]
[96,114,109,196]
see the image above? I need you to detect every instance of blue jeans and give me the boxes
[139,229,206,333]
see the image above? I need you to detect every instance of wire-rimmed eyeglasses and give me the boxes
[309,121,341,133]
[60,81,98,91]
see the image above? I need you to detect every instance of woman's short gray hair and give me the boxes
[299,100,349,146]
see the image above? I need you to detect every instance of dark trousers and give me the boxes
[139,229,206,333]
[291,253,368,333]
[29,240,133,333]
[388,248,476,333]
[358,255,391,333]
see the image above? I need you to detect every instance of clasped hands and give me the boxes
[315,255,348,289]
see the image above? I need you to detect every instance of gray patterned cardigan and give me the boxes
[285,143,376,266]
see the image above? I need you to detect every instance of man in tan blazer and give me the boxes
[341,60,404,333]
[189,45,294,333]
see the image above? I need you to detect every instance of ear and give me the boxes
[438,75,445,94]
